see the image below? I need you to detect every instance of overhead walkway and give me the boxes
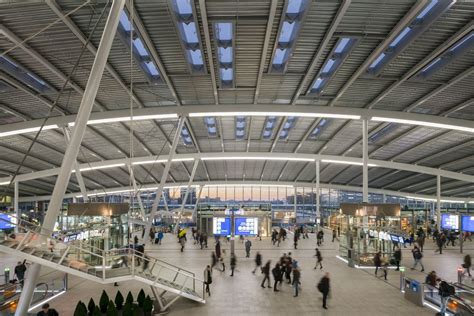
[0,218,205,312]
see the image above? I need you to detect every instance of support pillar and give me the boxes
[294,187,297,221]
[315,160,320,230]
[15,1,125,314]
[14,181,19,233]
[437,175,441,231]
[63,127,88,201]
[362,119,368,203]
[144,117,185,240]
[174,159,199,233]
[192,185,204,222]
[129,166,146,220]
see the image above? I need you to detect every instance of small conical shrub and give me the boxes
[106,300,118,316]
[123,302,133,315]
[92,306,101,316]
[114,290,124,310]
[143,295,153,315]
[126,291,134,305]
[137,289,146,307]
[99,290,109,313]
[87,298,96,315]
[74,300,87,316]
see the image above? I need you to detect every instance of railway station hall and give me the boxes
[0,0,473,315]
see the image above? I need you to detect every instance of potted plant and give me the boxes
[107,300,118,316]
[99,290,110,313]
[114,290,124,310]
[87,298,96,315]
[143,295,153,316]
[137,289,145,308]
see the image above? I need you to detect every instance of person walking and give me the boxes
[462,254,472,278]
[292,268,301,297]
[285,253,293,284]
[393,246,402,271]
[245,239,252,258]
[411,245,425,272]
[179,235,186,252]
[332,229,337,242]
[211,252,218,270]
[272,263,281,292]
[14,260,27,286]
[215,239,222,259]
[382,257,389,280]
[261,260,271,288]
[374,252,382,276]
[157,231,164,245]
[314,248,323,269]
[425,271,438,297]
[37,303,59,316]
[439,280,454,315]
[220,249,226,272]
[318,273,330,309]
[252,251,262,274]
[435,233,445,254]
[293,233,298,250]
[203,265,212,297]
[230,254,237,277]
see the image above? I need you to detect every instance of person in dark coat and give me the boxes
[252,252,262,274]
[215,239,221,259]
[314,248,323,269]
[374,251,382,276]
[230,254,237,277]
[318,273,330,309]
[14,260,27,286]
[272,263,281,292]
[394,246,402,271]
[292,268,301,297]
[245,239,252,258]
[261,260,271,288]
[36,303,58,316]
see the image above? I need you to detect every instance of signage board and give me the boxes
[441,214,459,230]
[213,217,231,236]
[235,217,258,235]
[461,215,474,232]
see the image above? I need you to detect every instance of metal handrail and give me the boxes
[0,217,205,297]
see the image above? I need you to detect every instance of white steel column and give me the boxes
[315,160,320,229]
[63,127,88,201]
[129,166,146,220]
[15,1,125,314]
[14,181,19,233]
[175,159,199,232]
[192,185,204,222]
[294,187,297,219]
[437,175,441,231]
[362,119,369,202]
[144,117,185,240]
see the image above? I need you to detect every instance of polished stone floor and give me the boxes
[1,229,472,315]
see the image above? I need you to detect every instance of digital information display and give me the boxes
[235,217,258,235]
[213,217,231,236]
[441,214,459,230]
[461,215,474,232]
[0,213,17,230]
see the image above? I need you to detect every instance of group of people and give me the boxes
[271,228,287,246]
[191,227,209,249]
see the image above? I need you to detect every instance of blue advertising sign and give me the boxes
[235,217,258,235]
[461,215,474,232]
[213,217,231,235]
[441,214,459,230]
[0,214,16,230]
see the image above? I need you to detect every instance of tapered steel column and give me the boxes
[362,119,369,202]
[15,1,125,314]
[14,181,19,233]
[174,159,199,233]
[437,175,441,231]
[316,160,320,230]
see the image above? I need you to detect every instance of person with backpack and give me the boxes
[272,263,281,292]
[314,248,323,269]
[439,280,455,315]
[318,272,330,309]
[245,239,252,258]
[203,265,212,296]
[393,246,402,271]
[411,246,424,272]
[374,252,382,276]
[252,251,262,274]
[261,260,271,288]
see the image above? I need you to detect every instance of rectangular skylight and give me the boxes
[312,78,324,89]
[218,47,233,64]
[321,59,335,74]
[220,68,233,81]
[235,116,246,140]
[204,116,217,137]
[370,53,386,69]
[270,0,310,73]
[449,32,473,52]
[119,11,132,32]
[416,0,439,19]
[0,55,53,94]
[389,27,411,48]
[144,62,159,76]
[181,126,193,145]
[215,22,235,88]
[334,38,350,54]
[181,22,199,44]
[176,0,193,16]
[280,116,297,139]
[263,116,277,139]
[309,118,329,139]
[215,23,233,42]
[133,38,148,57]
[188,49,204,66]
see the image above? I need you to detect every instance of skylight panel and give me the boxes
[0,55,54,93]
[262,116,277,139]
[312,78,323,89]
[334,38,350,54]
[188,49,204,66]
[204,116,218,137]
[133,38,148,57]
[263,130,272,139]
[389,27,411,48]
[416,0,439,19]
[205,117,216,125]
[270,0,310,73]
[309,118,330,139]
[119,11,132,32]
[181,22,199,44]
[144,62,159,76]
[279,116,297,139]
[181,126,193,145]
[321,59,335,74]
[368,123,397,144]
[449,33,473,52]
[215,22,235,88]
[366,0,454,77]
[176,0,193,16]
[235,116,246,140]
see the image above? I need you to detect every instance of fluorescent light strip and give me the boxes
[405,196,464,203]
[69,114,178,126]
[371,117,474,133]
[0,125,58,138]
[204,184,293,188]
[79,163,126,172]
[132,158,194,165]
[321,159,377,167]
[0,181,11,185]
[201,156,314,162]
[28,291,66,312]
[190,112,360,120]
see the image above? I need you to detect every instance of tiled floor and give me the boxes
[1,230,472,315]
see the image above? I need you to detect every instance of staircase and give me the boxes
[0,218,206,307]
